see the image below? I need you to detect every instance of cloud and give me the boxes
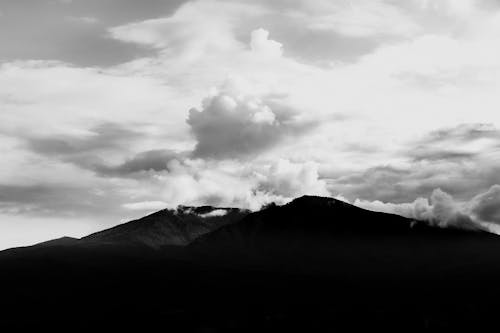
[303,0,421,38]
[198,209,228,217]
[327,123,500,205]
[25,123,141,156]
[330,160,500,206]
[187,80,316,159]
[417,0,477,17]
[120,158,329,211]
[21,122,149,174]
[408,123,500,162]
[109,0,259,54]
[470,185,500,224]
[354,185,500,231]
[0,183,120,218]
[0,61,178,134]
[410,150,476,162]
[122,201,167,211]
[65,16,99,24]
[250,28,283,58]
[257,159,329,198]
[95,149,186,176]
[422,123,500,143]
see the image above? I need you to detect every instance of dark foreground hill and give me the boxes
[1,196,500,331]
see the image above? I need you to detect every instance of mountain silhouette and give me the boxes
[190,196,497,276]
[1,195,500,331]
[83,205,249,248]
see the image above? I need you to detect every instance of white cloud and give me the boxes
[258,159,329,198]
[122,201,167,211]
[250,28,283,58]
[354,185,500,231]
[117,158,330,211]
[199,209,228,217]
[149,158,277,210]
[109,0,262,57]
[286,0,420,38]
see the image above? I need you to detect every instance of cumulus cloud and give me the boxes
[250,28,283,58]
[129,158,330,211]
[354,185,500,231]
[469,185,500,225]
[257,159,329,198]
[187,81,316,159]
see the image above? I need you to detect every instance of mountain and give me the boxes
[82,205,249,248]
[1,195,500,331]
[190,195,499,276]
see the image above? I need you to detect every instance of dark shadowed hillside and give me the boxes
[82,205,249,248]
[1,196,500,331]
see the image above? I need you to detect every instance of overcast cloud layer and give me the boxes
[1,0,500,249]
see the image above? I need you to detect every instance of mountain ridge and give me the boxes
[6,195,489,252]
[1,195,500,330]
[81,205,250,248]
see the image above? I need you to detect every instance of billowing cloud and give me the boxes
[250,28,283,58]
[354,185,500,231]
[109,0,261,57]
[328,123,500,205]
[128,158,330,211]
[470,185,500,225]
[257,159,329,198]
[187,81,316,159]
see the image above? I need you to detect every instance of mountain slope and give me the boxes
[82,205,249,248]
[190,196,499,276]
[2,196,500,331]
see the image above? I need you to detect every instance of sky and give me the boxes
[1,0,500,249]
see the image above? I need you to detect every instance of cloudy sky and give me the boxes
[1,0,500,249]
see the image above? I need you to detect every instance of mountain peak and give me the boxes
[286,195,355,210]
[284,195,361,213]
[82,205,250,248]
